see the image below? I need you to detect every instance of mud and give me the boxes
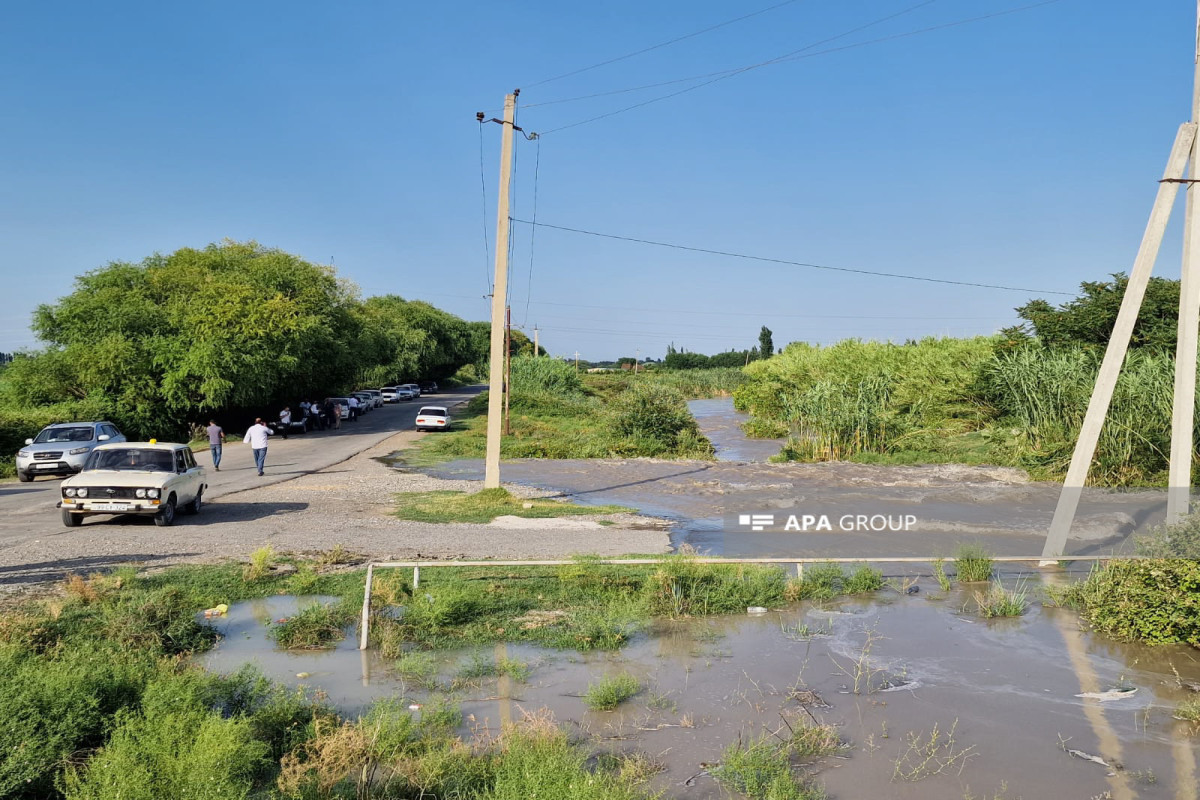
[197,583,1200,799]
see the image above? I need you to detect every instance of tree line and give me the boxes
[0,241,488,445]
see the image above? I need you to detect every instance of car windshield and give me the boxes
[33,426,94,444]
[84,448,175,472]
[419,408,446,417]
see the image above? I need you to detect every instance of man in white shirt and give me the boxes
[243,417,273,476]
[347,395,360,421]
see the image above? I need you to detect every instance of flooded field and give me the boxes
[199,586,1200,799]
[416,399,1169,558]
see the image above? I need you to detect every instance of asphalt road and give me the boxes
[0,387,481,549]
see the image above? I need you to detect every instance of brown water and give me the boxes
[688,397,787,462]
[198,587,1200,799]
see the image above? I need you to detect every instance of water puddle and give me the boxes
[197,590,1200,799]
[687,397,786,462]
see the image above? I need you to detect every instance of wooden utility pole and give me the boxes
[1042,4,1200,558]
[483,91,517,489]
[504,305,512,436]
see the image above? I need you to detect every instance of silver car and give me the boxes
[16,421,126,482]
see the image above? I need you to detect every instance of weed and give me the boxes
[243,545,277,582]
[644,558,789,617]
[584,674,642,711]
[1176,698,1200,730]
[892,719,978,781]
[1057,559,1200,647]
[646,689,677,713]
[315,543,356,568]
[962,783,1019,800]
[272,602,352,650]
[827,626,888,694]
[955,545,993,583]
[288,566,320,595]
[933,558,952,592]
[714,732,828,800]
[973,579,1029,618]
[455,652,531,684]
[395,651,440,688]
[781,621,830,641]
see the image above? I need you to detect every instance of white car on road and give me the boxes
[58,441,207,528]
[415,406,450,431]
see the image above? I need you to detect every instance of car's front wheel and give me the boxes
[154,496,176,527]
[61,509,82,527]
[17,471,32,482]
[184,489,203,515]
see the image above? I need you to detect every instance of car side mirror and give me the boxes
[24,438,33,445]
[98,434,110,441]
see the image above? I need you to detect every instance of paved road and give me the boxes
[0,387,481,548]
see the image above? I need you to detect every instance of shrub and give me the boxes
[1059,559,1200,647]
[583,673,641,711]
[973,580,1029,618]
[607,383,709,451]
[1137,513,1200,559]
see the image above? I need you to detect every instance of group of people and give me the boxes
[202,396,364,477]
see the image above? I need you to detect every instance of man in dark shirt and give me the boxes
[205,420,225,471]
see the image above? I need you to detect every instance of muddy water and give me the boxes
[687,397,786,462]
[198,587,1200,799]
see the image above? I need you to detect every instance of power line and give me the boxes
[527,0,937,111]
[523,137,542,326]
[537,0,1066,136]
[523,0,805,90]
[510,218,1076,296]
[476,122,493,294]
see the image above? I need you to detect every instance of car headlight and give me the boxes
[76,488,88,498]
[64,488,76,497]
[135,488,147,498]
[146,488,160,499]
[17,450,30,458]
[68,447,90,455]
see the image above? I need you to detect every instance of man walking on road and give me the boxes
[243,417,273,476]
[279,406,292,440]
[206,420,225,471]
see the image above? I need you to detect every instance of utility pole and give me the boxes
[481,91,517,489]
[574,351,580,372]
[504,305,512,436]
[1168,0,1200,524]
[533,325,539,357]
[1041,4,1200,558]
[634,347,640,374]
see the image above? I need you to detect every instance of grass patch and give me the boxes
[785,563,884,602]
[933,558,952,592]
[713,728,831,800]
[272,601,355,650]
[243,545,277,582]
[393,488,630,524]
[954,545,993,583]
[455,652,532,684]
[1176,698,1200,730]
[972,580,1029,618]
[584,674,642,711]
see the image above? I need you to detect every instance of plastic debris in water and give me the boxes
[747,606,768,615]
[296,672,310,679]
[202,603,229,617]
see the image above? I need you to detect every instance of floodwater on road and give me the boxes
[198,586,1200,800]
[415,397,1168,558]
[687,397,786,462]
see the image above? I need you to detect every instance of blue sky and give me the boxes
[0,0,1195,360]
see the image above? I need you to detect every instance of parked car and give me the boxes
[363,389,384,408]
[419,381,439,394]
[268,414,308,436]
[415,406,450,431]
[16,421,126,482]
[380,387,400,403]
[401,383,421,398]
[58,441,207,528]
[395,387,415,401]
[351,392,374,414]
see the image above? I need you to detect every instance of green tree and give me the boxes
[1006,273,1180,350]
[759,326,774,359]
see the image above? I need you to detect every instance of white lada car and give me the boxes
[58,441,208,528]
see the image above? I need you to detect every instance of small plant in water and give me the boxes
[892,718,978,781]
[828,624,887,694]
[395,651,440,688]
[955,545,993,583]
[781,620,831,641]
[973,579,1029,618]
[1176,698,1200,730]
[272,602,349,649]
[584,673,641,711]
[933,558,952,592]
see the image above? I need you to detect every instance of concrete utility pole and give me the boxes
[483,92,517,489]
[574,351,580,372]
[635,347,640,374]
[1042,4,1200,558]
[533,325,539,357]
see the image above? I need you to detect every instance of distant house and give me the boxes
[586,367,615,373]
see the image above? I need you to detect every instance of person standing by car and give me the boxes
[206,420,225,471]
[279,406,292,440]
[332,401,342,430]
[309,400,323,431]
[243,417,273,476]
[347,394,360,421]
